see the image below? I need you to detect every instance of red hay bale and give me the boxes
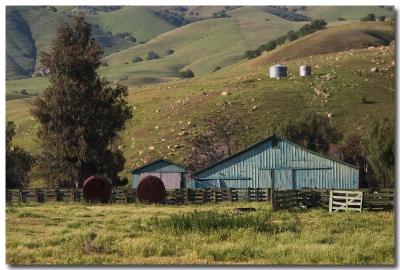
[137,175,166,204]
[83,175,112,203]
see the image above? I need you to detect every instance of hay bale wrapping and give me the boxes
[83,175,112,203]
[136,175,166,204]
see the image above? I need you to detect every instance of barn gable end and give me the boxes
[131,159,187,189]
[193,135,359,190]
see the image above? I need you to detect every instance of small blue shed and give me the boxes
[193,135,359,190]
[131,159,189,190]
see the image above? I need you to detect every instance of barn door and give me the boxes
[274,169,293,190]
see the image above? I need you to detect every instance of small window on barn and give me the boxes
[272,138,279,148]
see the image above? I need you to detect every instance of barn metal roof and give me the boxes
[130,158,187,174]
[193,134,358,177]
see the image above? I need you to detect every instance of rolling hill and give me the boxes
[6,6,135,80]
[245,21,394,67]
[6,20,395,176]
[297,6,394,21]
[85,7,177,43]
[100,6,306,84]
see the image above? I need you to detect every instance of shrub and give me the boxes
[310,19,327,30]
[166,49,175,55]
[244,49,261,59]
[287,30,298,41]
[361,13,376,21]
[19,89,28,95]
[147,51,159,60]
[212,66,222,72]
[100,61,108,67]
[360,96,367,104]
[132,56,143,63]
[179,69,195,78]
[378,16,386,22]
[337,17,346,21]
[275,35,287,45]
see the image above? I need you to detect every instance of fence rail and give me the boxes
[329,190,363,213]
[6,188,272,204]
[6,187,394,212]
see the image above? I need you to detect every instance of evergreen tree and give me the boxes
[31,15,132,187]
[362,117,394,187]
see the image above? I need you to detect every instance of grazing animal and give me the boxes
[136,175,166,204]
[83,175,112,203]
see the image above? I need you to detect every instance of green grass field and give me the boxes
[6,202,394,264]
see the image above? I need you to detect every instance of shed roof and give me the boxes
[131,158,186,174]
[193,134,358,177]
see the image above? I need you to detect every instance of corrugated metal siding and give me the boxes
[139,172,181,189]
[131,160,186,189]
[194,138,359,189]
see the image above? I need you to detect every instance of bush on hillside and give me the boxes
[179,70,195,78]
[243,19,327,60]
[310,19,327,30]
[166,49,175,55]
[147,51,159,60]
[20,89,29,95]
[275,35,287,45]
[337,17,346,21]
[212,66,222,72]
[287,30,298,41]
[132,56,143,63]
[361,13,376,21]
[258,41,277,52]
[378,16,386,22]
[244,49,261,59]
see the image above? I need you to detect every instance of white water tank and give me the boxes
[269,64,288,78]
[300,65,312,76]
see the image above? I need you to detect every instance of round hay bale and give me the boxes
[83,175,112,203]
[136,175,166,204]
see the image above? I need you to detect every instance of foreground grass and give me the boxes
[6,202,394,265]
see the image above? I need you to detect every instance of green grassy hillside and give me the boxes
[246,22,394,67]
[100,6,305,84]
[7,42,395,171]
[86,7,177,43]
[297,6,394,21]
[6,6,135,80]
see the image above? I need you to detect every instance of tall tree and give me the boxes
[333,132,369,187]
[31,15,132,187]
[275,112,342,154]
[187,107,249,172]
[362,117,395,188]
[6,121,34,188]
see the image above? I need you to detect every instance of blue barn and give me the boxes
[131,159,189,190]
[192,135,359,190]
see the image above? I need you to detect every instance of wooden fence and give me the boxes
[165,188,271,204]
[329,190,363,213]
[6,188,271,204]
[272,188,394,212]
[6,187,394,212]
[363,189,395,210]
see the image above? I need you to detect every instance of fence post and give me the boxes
[185,189,190,204]
[329,190,333,214]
